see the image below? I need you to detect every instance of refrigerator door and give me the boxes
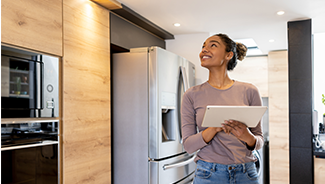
[149,47,186,159]
[112,52,150,184]
[149,153,195,184]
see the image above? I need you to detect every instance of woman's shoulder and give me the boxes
[233,81,261,98]
[234,81,261,105]
[186,82,209,93]
[184,82,209,98]
[234,80,259,92]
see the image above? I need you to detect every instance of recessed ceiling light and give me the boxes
[277,11,285,15]
[269,39,275,42]
[174,23,181,27]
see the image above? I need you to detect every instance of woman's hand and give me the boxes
[222,120,256,148]
[202,127,223,144]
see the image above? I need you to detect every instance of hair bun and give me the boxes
[236,42,247,61]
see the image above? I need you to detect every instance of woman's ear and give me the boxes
[226,52,234,60]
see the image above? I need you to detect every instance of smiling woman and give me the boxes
[181,33,263,184]
[200,34,247,72]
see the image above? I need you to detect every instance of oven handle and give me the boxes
[163,155,195,170]
[1,140,58,151]
[35,59,44,110]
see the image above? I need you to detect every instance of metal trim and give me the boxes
[1,140,58,151]
[1,117,59,124]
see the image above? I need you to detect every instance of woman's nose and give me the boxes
[201,47,208,53]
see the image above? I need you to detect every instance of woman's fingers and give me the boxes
[222,120,248,136]
[221,120,256,144]
[222,120,233,134]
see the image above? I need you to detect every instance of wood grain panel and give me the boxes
[63,0,110,183]
[315,157,325,184]
[1,0,62,56]
[229,56,268,97]
[268,51,289,184]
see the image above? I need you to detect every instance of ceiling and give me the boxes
[116,0,325,55]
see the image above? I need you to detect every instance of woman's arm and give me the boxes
[181,92,220,153]
[202,127,223,143]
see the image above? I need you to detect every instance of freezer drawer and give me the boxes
[149,153,195,184]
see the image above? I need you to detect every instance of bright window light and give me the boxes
[234,38,263,56]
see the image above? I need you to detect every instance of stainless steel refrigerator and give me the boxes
[112,46,196,184]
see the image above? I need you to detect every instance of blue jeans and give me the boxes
[193,160,259,184]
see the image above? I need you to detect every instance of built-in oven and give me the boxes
[1,118,59,184]
[1,45,59,118]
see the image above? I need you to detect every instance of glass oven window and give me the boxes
[9,58,31,98]
[1,145,58,184]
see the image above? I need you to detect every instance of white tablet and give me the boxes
[201,106,267,127]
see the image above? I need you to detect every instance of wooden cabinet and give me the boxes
[62,0,110,183]
[2,0,111,183]
[315,157,325,184]
[1,0,62,56]
[268,51,289,184]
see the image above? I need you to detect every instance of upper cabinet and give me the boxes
[1,0,63,56]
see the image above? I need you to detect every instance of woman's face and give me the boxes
[199,36,233,69]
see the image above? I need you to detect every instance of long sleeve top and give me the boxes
[181,81,264,164]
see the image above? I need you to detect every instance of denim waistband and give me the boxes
[196,159,255,173]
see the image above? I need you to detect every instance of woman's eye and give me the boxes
[211,44,217,47]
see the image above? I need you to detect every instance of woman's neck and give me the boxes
[207,67,234,90]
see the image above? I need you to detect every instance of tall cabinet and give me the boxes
[1,0,112,183]
[62,0,111,183]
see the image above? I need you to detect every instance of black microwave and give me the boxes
[1,46,59,118]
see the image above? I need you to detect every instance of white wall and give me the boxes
[314,32,325,124]
[166,33,210,85]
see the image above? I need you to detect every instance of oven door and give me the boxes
[1,142,58,184]
[1,54,43,118]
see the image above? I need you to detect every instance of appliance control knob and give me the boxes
[47,84,53,93]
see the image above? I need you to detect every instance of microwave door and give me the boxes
[1,46,59,118]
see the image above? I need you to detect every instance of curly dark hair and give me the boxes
[213,33,247,71]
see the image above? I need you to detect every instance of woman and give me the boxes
[181,33,263,184]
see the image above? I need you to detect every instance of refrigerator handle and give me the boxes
[162,154,195,170]
[180,66,189,91]
[178,66,189,144]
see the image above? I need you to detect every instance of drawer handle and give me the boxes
[163,155,195,170]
